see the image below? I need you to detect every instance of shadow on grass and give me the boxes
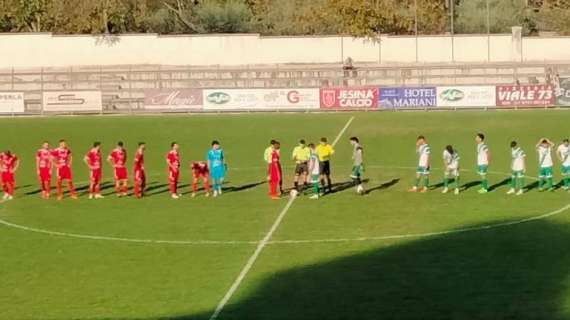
[144,219,570,320]
[364,178,400,195]
[488,178,511,192]
[460,180,480,191]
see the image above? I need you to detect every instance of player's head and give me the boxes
[274,141,281,150]
[4,150,11,156]
[349,137,359,145]
[299,139,306,146]
[211,140,220,150]
[171,142,178,150]
[308,143,315,150]
[510,141,518,149]
[138,142,145,150]
[563,139,569,146]
[476,133,485,143]
[320,137,327,145]
[59,139,66,148]
[416,135,426,145]
[42,141,49,149]
[117,141,124,148]
[445,145,454,155]
[93,141,101,150]
[541,138,549,146]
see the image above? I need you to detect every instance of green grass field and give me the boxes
[1,110,570,320]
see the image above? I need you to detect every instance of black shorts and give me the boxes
[295,162,308,175]
[319,161,331,175]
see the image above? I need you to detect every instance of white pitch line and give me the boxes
[0,218,257,245]
[208,116,355,320]
[268,203,570,245]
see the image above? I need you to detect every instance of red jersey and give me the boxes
[51,147,72,168]
[109,148,127,168]
[0,153,17,173]
[192,162,209,176]
[36,149,52,169]
[85,148,102,170]
[133,150,144,171]
[167,150,180,172]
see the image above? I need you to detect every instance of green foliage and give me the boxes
[1,0,570,35]
[455,0,535,34]
[194,0,254,33]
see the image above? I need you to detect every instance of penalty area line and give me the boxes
[208,115,355,320]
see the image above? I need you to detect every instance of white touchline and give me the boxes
[208,116,355,320]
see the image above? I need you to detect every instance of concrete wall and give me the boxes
[1,32,570,68]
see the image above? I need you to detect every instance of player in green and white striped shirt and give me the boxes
[442,145,460,195]
[507,141,526,196]
[536,138,555,192]
[475,133,491,194]
[409,135,430,193]
[556,139,570,192]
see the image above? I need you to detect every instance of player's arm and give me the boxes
[329,145,335,156]
[557,146,564,162]
[486,149,491,165]
[68,154,73,166]
[84,154,91,169]
[107,154,114,167]
[35,154,40,173]
[13,157,20,173]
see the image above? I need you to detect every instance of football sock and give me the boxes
[548,177,553,189]
[444,178,449,188]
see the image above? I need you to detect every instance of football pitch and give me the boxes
[2,110,570,320]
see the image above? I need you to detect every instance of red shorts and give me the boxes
[1,172,14,183]
[90,169,102,183]
[39,167,51,181]
[134,169,145,182]
[57,166,72,180]
[169,170,179,182]
[114,167,127,180]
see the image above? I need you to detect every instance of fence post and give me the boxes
[40,67,44,116]
[128,66,133,114]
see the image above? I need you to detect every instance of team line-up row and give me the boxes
[0,137,363,201]
[1,134,568,201]
[411,133,570,195]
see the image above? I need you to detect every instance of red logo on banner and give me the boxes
[496,85,554,107]
[320,88,378,109]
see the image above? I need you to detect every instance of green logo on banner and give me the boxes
[207,92,231,104]
[440,89,464,102]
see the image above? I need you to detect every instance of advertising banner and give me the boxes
[203,89,319,110]
[0,92,25,113]
[320,87,378,109]
[436,86,496,107]
[144,89,203,110]
[379,87,436,109]
[496,85,555,107]
[555,77,570,106]
[43,91,103,112]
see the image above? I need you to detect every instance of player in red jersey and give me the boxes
[133,142,146,198]
[268,141,282,200]
[36,141,53,199]
[107,141,128,197]
[0,151,19,200]
[191,161,211,198]
[51,139,77,200]
[84,142,103,199]
[167,142,181,199]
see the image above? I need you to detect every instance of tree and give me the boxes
[194,0,255,33]
[535,0,570,35]
[455,0,535,34]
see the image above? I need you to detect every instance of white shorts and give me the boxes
[445,166,459,177]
